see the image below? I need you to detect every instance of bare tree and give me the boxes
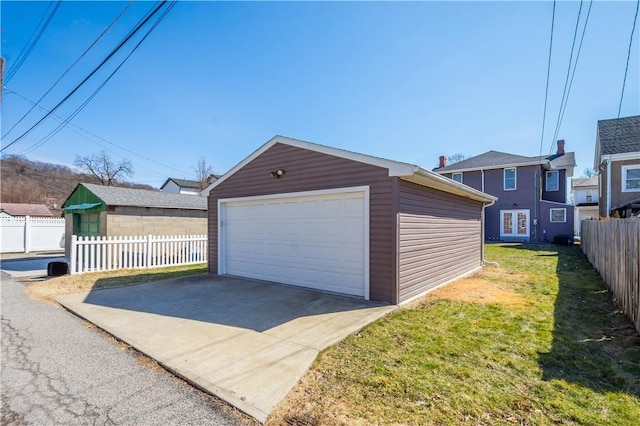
[582,167,597,178]
[74,151,133,186]
[447,153,469,165]
[193,157,214,190]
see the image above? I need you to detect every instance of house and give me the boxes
[571,177,598,236]
[594,115,640,218]
[62,183,207,257]
[205,135,496,305]
[0,203,54,218]
[161,176,220,195]
[160,178,203,195]
[434,140,576,243]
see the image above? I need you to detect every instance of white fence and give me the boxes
[70,234,208,275]
[0,216,66,253]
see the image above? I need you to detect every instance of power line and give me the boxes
[5,1,62,83]
[538,0,557,159]
[616,0,639,123]
[20,1,178,156]
[2,1,135,139]
[1,1,169,152]
[549,0,593,155]
[3,87,188,178]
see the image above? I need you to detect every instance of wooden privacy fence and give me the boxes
[70,234,207,275]
[581,218,640,334]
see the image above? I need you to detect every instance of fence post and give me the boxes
[70,235,77,275]
[24,215,31,253]
[146,234,152,269]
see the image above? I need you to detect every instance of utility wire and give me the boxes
[610,0,640,155]
[20,1,177,156]
[2,1,134,139]
[5,1,62,83]
[4,82,187,178]
[538,0,556,160]
[549,0,593,155]
[1,1,168,152]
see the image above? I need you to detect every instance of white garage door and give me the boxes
[219,188,369,298]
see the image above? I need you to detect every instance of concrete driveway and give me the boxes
[56,275,396,423]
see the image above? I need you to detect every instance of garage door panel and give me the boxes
[221,190,367,297]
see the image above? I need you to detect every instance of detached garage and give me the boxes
[207,136,496,305]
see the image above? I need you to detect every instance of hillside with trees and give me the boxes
[0,154,154,213]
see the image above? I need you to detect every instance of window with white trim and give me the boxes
[546,170,559,191]
[504,168,516,190]
[622,165,640,192]
[452,172,463,183]
[550,208,566,223]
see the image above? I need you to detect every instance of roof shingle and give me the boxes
[597,115,640,155]
[82,184,207,210]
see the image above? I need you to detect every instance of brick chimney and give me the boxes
[439,155,447,168]
[556,139,565,155]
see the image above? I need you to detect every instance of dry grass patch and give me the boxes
[24,264,207,305]
[421,267,528,308]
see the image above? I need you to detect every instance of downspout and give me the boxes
[482,199,499,268]
[606,160,611,216]
[481,169,485,192]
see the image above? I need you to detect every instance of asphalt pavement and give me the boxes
[1,271,250,425]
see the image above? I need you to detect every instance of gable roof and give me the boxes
[433,150,576,173]
[571,177,598,189]
[204,135,496,204]
[64,183,207,211]
[0,203,53,217]
[597,115,640,156]
[161,178,201,190]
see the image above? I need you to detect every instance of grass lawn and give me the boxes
[267,244,640,425]
[24,264,207,304]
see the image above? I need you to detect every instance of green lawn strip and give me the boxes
[277,244,640,425]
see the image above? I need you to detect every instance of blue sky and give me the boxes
[1,1,638,188]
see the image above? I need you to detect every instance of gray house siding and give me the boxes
[541,169,567,203]
[397,180,483,302]
[444,165,574,241]
[538,201,575,241]
[207,142,397,304]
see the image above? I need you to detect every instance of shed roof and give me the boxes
[0,203,53,217]
[597,115,640,156]
[64,183,207,211]
[204,135,496,204]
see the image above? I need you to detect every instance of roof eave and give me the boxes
[395,167,497,203]
[436,159,550,174]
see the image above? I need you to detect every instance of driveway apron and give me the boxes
[56,274,396,423]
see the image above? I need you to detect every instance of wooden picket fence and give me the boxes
[70,234,207,275]
[581,218,640,334]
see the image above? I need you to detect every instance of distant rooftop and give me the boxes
[0,203,53,217]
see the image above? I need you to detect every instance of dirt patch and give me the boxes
[420,267,529,308]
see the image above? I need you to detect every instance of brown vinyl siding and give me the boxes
[397,180,483,303]
[208,143,396,303]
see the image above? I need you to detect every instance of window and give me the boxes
[452,172,463,183]
[546,171,559,191]
[550,208,566,223]
[504,168,516,190]
[622,165,640,192]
